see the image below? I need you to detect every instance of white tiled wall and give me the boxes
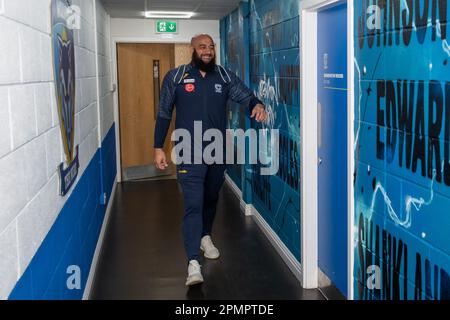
[0,0,113,299]
[95,1,114,140]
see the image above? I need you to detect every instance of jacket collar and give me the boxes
[189,61,220,76]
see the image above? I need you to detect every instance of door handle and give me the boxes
[318,157,323,166]
[153,60,161,120]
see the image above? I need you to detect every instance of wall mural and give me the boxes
[354,0,450,300]
[51,0,79,196]
[220,0,302,261]
[248,0,301,262]
[222,5,246,189]
[223,0,450,299]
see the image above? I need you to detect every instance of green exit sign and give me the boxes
[156,20,178,33]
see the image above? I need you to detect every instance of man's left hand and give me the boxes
[251,104,268,123]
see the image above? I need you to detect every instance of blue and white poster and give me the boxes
[51,0,79,196]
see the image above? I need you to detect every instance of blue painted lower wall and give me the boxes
[9,124,117,300]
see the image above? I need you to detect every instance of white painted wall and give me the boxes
[95,1,114,141]
[0,0,114,299]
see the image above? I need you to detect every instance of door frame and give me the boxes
[299,0,355,299]
[111,38,221,182]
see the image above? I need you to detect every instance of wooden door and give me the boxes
[174,44,192,66]
[117,43,175,180]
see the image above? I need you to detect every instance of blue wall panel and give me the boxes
[354,0,450,300]
[248,0,301,262]
[221,3,250,191]
[222,0,301,262]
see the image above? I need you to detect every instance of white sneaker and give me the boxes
[200,235,220,259]
[186,260,204,286]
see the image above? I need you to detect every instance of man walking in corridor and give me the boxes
[153,34,267,286]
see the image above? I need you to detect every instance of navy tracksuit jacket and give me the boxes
[154,62,262,262]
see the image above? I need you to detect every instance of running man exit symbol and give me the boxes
[156,21,178,33]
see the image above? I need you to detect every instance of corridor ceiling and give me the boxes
[101,0,243,19]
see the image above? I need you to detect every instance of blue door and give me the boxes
[317,2,348,297]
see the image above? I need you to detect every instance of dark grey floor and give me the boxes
[90,179,325,300]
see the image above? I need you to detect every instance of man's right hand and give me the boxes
[154,148,169,170]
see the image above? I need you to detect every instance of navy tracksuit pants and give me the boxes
[177,163,227,262]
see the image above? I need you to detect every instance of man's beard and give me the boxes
[192,50,216,73]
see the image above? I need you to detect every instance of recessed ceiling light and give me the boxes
[144,11,194,19]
